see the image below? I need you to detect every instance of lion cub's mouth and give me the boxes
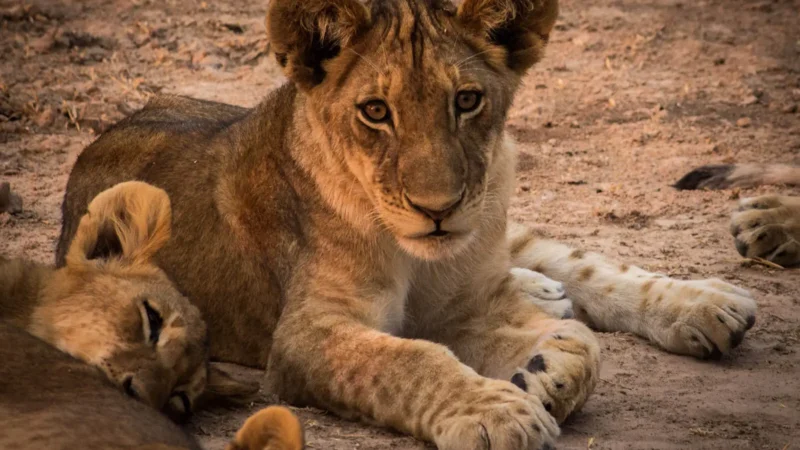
[428,229,449,237]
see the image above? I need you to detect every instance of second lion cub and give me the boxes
[1,181,252,420]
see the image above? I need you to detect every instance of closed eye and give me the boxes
[142,300,163,345]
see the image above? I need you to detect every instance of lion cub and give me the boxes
[0,322,303,450]
[0,181,252,420]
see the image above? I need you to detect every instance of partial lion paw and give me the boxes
[509,320,600,423]
[434,378,559,450]
[730,195,800,266]
[512,267,574,319]
[646,278,757,358]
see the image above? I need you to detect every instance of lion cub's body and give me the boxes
[57,1,758,448]
[0,323,303,450]
[0,322,201,450]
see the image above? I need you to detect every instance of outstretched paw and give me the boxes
[647,278,757,358]
[730,195,800,266]
[508,320,600,423]
[512,267,574,319]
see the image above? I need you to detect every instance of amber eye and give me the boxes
[456,90,482,113]
[360,100,390,123]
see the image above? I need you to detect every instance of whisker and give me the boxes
[348,48,381,74]
[455,48,495,69]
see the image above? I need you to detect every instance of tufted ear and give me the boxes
[457,0,558,74]
[66,181,172,268]
[267,0,370,90]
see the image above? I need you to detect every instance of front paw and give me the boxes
[649,278,757,358]
[512,267,574,319]
[509,320,600,423]
[433,378,559,450]
[730,195,800,266]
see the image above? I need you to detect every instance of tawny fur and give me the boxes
[56,1,757,448]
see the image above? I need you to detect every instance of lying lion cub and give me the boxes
[0,181,255,420]
[0,322,302,450]
[57,0,758,448]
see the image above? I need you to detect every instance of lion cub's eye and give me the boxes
[456,90,482,114]
[142,300,163,345]
[360,100,390,123]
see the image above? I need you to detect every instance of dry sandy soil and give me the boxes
[1,0,799,448]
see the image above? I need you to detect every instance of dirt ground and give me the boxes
[2,0,799,448]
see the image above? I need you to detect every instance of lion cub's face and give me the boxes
[41,265,207,422]
[269,0,558,259]
[33,182,252,422]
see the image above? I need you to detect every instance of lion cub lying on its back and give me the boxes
[0,181,256,420]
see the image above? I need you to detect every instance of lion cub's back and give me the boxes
[0,323,200,450]
[55,95,249,266]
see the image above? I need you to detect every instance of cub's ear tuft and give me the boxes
[66,181,172,268]
[458,0,558,74]
[266,0,370,90]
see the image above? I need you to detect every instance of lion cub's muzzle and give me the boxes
[404,187,465,238]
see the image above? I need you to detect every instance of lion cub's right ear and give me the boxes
[66,181,172,268]
[266,0,370,90]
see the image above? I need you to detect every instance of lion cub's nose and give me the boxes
[405,192,463,221]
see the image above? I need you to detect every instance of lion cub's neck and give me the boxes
[0,257,52,329]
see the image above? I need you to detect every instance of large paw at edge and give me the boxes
[730,195,800,267]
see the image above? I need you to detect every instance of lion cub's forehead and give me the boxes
[365,0,471,73]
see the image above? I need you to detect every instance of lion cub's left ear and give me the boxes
[266,0,370,90]
[66,181,172,268]
[457,0,559,74]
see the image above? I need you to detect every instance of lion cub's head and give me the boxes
[268,0,557,259]
[32,182,253,422]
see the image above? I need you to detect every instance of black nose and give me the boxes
[405,193,463,221]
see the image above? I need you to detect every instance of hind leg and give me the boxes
[508,223,757,358]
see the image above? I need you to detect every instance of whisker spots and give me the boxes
[578,266,595,281]
[569,249,586,260]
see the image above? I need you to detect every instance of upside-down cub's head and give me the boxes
[35,182,254,422]
[268,0,557,259]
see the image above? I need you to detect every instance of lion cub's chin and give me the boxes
[395,230,475,261]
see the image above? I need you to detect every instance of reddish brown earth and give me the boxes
[1,0,799,449]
